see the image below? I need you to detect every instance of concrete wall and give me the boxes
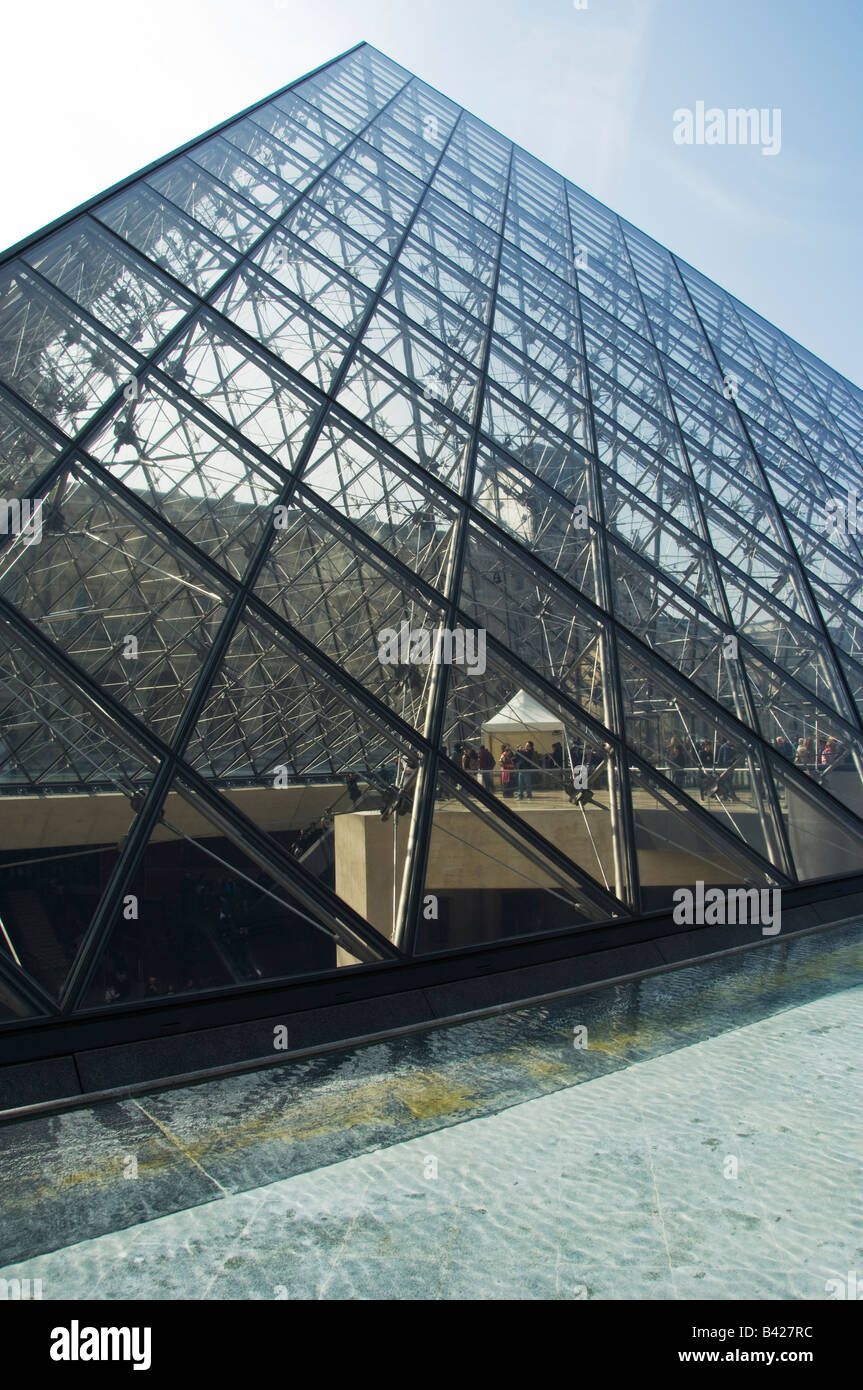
[333,804,752,954]
[0,784,352,851]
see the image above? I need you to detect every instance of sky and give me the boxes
[1,0,860,386]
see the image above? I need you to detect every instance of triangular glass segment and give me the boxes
[590,371,681,464]
[769,757,863,881]
[616,637,787,873]
[183,606,427,936]
[0,262,139,437]
[787,519,863,616]
[85,381,293,581]
[600,468,725,616]
[596,418,704,540]
[22,217,197,351]
[458,521,608,723]
[0,622,159,1001]
[443,655,625,903]
[706,503,817,623]
[0,387,64,496]
[414,765,617,955]
[0,973,51,1022]
[144,158,273,252]
[0,464,231,743]
[187,136,300,220]
[720,567,854,720]
[0,622,158,793]
[480,383,592,501]
[253,497,448,726]
[336,348,472,493]
[741,649,863,817]
[156,309,323,466]
[471,438,597,600]
[212,261,354,395]
[80,774,390,1009]
[628,767,781,914]
[187,606,430,783]
[93,183,241,297]
[298,414,459,592]
[605,536,750,722]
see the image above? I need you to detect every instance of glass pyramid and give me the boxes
[2,41,863,1021]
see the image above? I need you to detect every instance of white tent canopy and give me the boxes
[482,690,564,738]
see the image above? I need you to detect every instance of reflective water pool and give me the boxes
[1,924,860,1299]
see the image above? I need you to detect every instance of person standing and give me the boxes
[461,745,475,775]
[517,743,534,800]
[500,745,515,798]
[551,740,564,789]
[477,743,496,792]
[795,737,813,768]
[666,737,685,787]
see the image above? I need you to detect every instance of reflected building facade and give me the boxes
[1,42,863,1027]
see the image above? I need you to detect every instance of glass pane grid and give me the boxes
[1,40,862,1015]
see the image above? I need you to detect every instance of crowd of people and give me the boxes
[665,733,848,793]
[776,734,847,770]
[665,736,735,780]
[455,739,582,800]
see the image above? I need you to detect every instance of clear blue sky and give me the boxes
[3,0,860,386]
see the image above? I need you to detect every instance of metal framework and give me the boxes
[1,42,863,1025]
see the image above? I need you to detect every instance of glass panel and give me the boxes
[24,219,195,351]
[336,351,471,494]
[157,310,322,467]
[481,383,592,499]
[146,158,272,251]
[86,383,287,581]
[358,304,481,424]
[742,647,863,816]
[0,264,138,435]
[213,263,353,392]
[0,985,46,1022]
[444,655,624,901]
[221,117,318,196]
[472,438,596,601]
[80,775,390,1008]
[281,200,391,290]
[459,522,608,725]
[189,134,297,218]
[251,228,374,330]
[0,389,63,495]
[0,465,231,742]
[601,468,724,615]
[0,623,158,1000]
[254,496,447,728]
[309,169,404,255]
[628,768,777,915]
[415,766,612,955]
[770,759,863,881]
[299,415,459,592]
[606,536,749,721]
[94,184,239,295]
[617,638,784,869]
[183,609,428,939]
